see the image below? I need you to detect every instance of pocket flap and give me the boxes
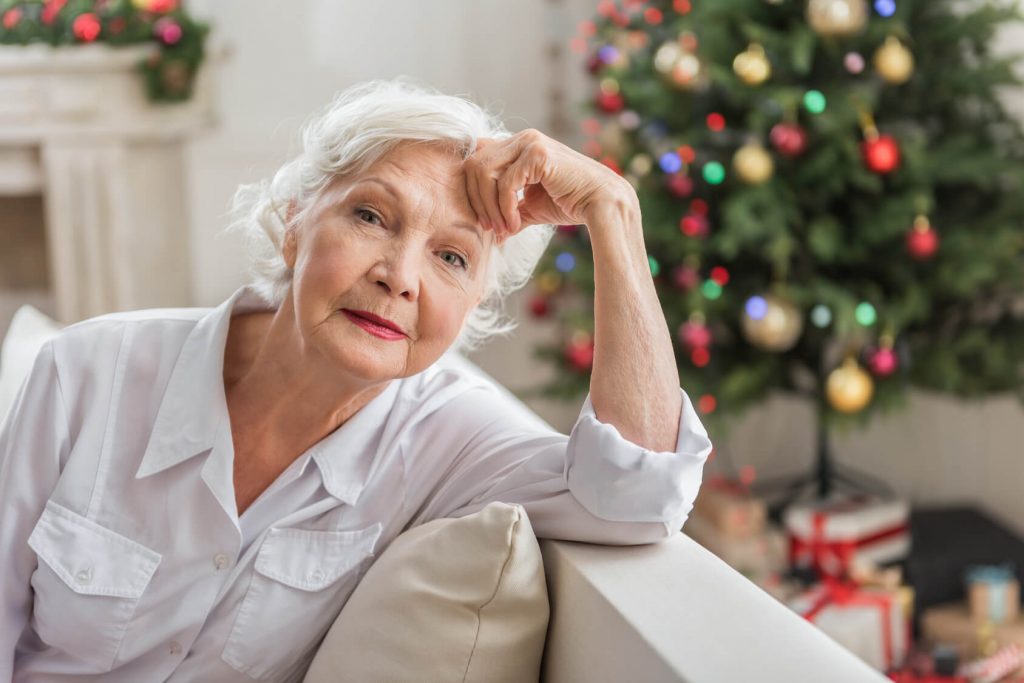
[254,523,383,591]
[27,500,162,599]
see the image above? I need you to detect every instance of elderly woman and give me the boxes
[0,78,712,681]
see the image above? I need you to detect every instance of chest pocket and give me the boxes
[221,523,383,681]
[26,500,162,673]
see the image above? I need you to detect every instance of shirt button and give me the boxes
[169,641,182,656]
[75,567,93,584]
[213,553,230,570]
[309,569,325,583]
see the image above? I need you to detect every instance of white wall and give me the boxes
[182,0,1024,537]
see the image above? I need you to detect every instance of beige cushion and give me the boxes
[304,502,549,683]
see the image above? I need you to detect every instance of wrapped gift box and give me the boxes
[683,513,787,582]
[921,603,1024,663]
[967,564,1020,626]
[691,476,767,538]
[784,493,911,578]
[789,579,911,671]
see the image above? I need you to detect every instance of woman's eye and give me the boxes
[441,251,469,270]
[357,208,382,225]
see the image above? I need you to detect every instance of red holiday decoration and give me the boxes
[678,320,712,349]
[2,7,22,29]
[672,264,700,290]
[529,295,551,318]
[769,122,808,157]
[867,346,899,377]
[154,17,183,45]
[862,134,901,174]
[667,174,694,197]
[41,0,66,25]
[595,90,625,114]
[72,13,101,42]
[679,212,709,237]
[907,216,939,260]
[566,338,595,372]
[586,52,604,75]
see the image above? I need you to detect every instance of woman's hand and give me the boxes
[465,129,636,243]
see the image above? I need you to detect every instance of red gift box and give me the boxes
[784,494,911,578]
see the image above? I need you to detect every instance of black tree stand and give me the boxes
[750,375,896,524]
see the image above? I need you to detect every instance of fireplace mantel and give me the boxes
[0,43,215,323]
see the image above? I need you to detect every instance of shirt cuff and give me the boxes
[565,387,713,524]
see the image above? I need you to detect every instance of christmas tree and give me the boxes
[529,0,1024,494]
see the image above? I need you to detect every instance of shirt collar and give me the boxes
[134,284,401,507]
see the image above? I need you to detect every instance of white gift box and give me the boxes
[788,582,909,671]
[782,494,911,577]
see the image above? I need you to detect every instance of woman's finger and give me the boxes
[498,155,538,234]
[464,166,489,233]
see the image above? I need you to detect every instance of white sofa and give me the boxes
[0,306,886,682]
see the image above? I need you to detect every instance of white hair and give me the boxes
[225,76,557,355]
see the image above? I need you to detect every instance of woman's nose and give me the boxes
[371,240,420,300]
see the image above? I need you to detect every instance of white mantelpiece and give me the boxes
[0,43,215,324]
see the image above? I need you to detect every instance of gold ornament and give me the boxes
[733,43,772,86]
[733,143,775,185]
[826,357,875,414]
[806,0,868,37]
[537,272,563,294]
[873,36,914,84]
[654,40,705,91]
[598,121,627,158]
[741,293,803,351]
[628,153,653,177]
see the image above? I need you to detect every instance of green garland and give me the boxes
[0,0,209,102]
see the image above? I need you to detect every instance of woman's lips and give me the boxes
[341,310,407,340]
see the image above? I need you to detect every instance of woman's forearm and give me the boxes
[585,192,683,453]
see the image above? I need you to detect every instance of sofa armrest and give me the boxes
[539,532,887,683]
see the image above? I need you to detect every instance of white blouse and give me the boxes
[0,284,712,683]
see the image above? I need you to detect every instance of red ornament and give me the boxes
[595,90,625,114]
[41,0,66,25]
[72,13,101,42]
[697,394,717,414]
[586,52,605,75]
[672,265,700,290]
[709,266,730,285]
[906,216,939,260]
[678,320,712,349]
[566,339,595,372]
[769,123,808,157]
[147,0,179,12]
[867,346,899,377]
[529,295,551,318]
[862,134,901,174]
[666,174,694,198]
[154,17,183,45]
[2,7,22,29]
[599,156,624,176]
[679,212,709,237]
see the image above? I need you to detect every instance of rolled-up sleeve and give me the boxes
[0,340,70,679]
[411,383,712,546]
[566,387,712,525]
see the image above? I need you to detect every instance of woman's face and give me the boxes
[283,141,494,383]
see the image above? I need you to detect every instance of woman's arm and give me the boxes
[466,129,704,453]
[584,192,683,453]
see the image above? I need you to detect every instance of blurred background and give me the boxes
[2,0,1024,676]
